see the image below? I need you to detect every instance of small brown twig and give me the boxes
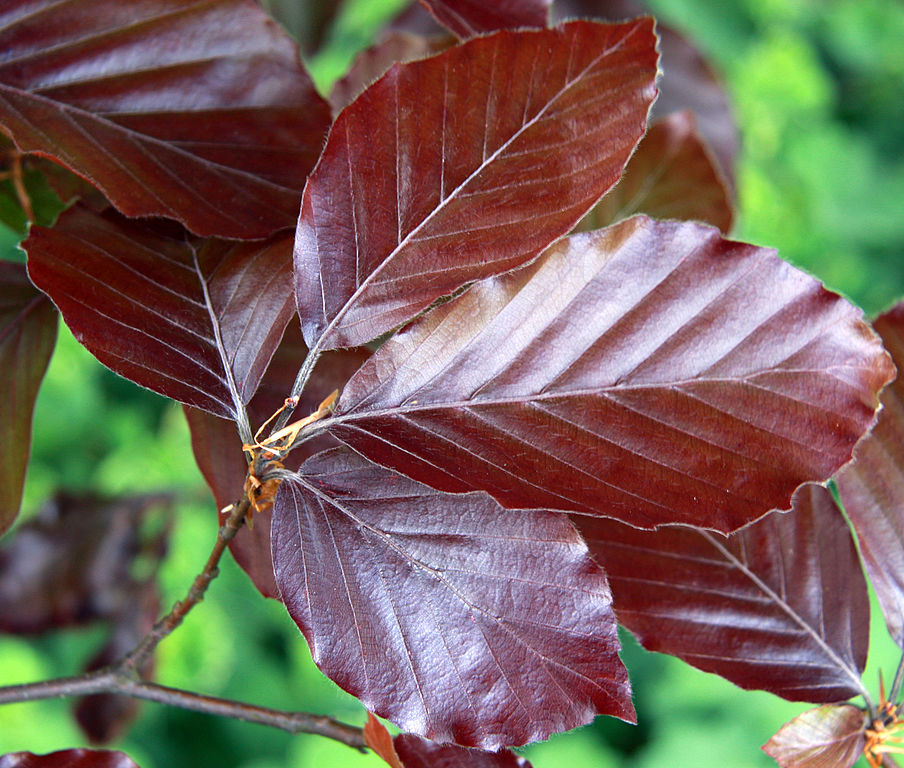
[1,149,35,222]
[0,493,367,751]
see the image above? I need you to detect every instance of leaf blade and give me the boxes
[578,485,870,702]
[419,0,551,37]
[331,216,892,532]
[0,261,56,536]
[0,0,331,238]
[271,446,633,750]
[24,205,295,420]
[837,303,904,646]
[763,704,866,768]
[296,19,659,349]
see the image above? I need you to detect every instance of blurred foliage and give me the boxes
[1,0,902,767]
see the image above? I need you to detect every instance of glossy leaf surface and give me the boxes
[576,111,733,232]
[0,752,139,768]
[332,216,892,532]
[271,447,632,749]
[420,0,551,37]
[0,261,56,536]
[578,485,869,702]
[763,704,866,768]
[296,20,658,349]
[837,303,904,646]
[394,734,532,767]
[0,0,330,239]
[554,0,738,190]
[25,205,295,421]
[185,324,369,597]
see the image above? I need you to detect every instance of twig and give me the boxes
[0,672,366,749]
[0,494,368,751]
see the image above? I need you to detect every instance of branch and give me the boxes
[0,672,366,749]
[0,494,368,751]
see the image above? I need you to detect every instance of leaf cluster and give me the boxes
[1,2,902,768]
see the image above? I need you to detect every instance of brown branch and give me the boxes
[121,496,251,673]
[0,671,366,749]
[0,493,367,751]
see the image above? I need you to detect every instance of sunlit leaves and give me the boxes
[0,0,331,238]
[0,261,56,536]
[271,447,632,749]
[763,704,866,768]
[837,303,904,646]
[25,205,295,422]
[578,485,869,702]
[331,216,892,533]
[296,19,658,350]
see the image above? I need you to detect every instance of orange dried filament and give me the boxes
[865,702,904,768]
[241,390,339,524]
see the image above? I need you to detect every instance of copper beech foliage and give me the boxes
[1,0,902,766]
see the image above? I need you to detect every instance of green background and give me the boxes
[2,0,903,766]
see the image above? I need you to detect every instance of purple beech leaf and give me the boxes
[0,492,170,634]
[577,484,870,702]
[329,31,455,114]
[185,324,370,598]
[0,752,140,768]
[576,111,733,232]
[271,446,633,750]
[763,704,867,768]
[419,0,551,37]
[0,0,331,239]
[329,216,893,533]
[0,261,57,536]
[837,303,904,646]
[295,19,659,350]
[24,204,295,422]
[395,734,533,767]
[554,0,739,191]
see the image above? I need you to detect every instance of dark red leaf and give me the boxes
[419,0,550,37]
[296,20,658,350]
[25,205,295,421]
[365,714,405,768]
[578,485,870,702]
[837,303,904,646]
[763,704,866,768]
[0,492,169,634]
[576,111,733,232]
[185,324,370,598]
[554,0,738,191]
[271,446,633,749]
[395,734,533,767]
[0,0,330,239]
[74,582,160,743]
[0,261,56,536]
[0,751,140,768]
[330,216,892,533]
[329,31,454,114]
